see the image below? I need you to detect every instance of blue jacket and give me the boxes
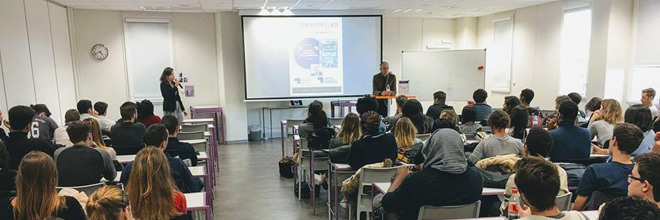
[473,103,493,122]
[549,121,592,161]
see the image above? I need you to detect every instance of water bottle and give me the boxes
[508,189,521,219]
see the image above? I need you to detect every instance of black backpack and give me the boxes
[307,127,336,150]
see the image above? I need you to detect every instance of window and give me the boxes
[628,66,660,103]
[628,0,660,103]
[558,9,591,96]
[489,17,513,93]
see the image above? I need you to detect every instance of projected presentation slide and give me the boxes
[243,16,382,100]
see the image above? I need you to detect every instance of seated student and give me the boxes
[546,96,573,130]
[519,88,542,116]
[439,109,459,126]
[396,99,433,134]
[503,96,521,115]
[641,88,659,119]
[136,99,162,128]
[86,186,131,220]
[0,142,16,196]
[162,115,199,166]
[381,128,483,220]
[509,106,529,140]
[54,109,79,147]
[593,104,653,156]
[568,92,588,123]
[329,113,361,149]
[77,99,98,122]
[356,95,386,133]
[55,121,116,187]
[121,124,203,193]
[83,118,117,161]
[549,101,592,161]
[299,101,330,139]
[572,123,642,211]
[468,110,524,164]
[4,105,55,170]
[599,197,660,220]
[588,99,623,147]
[30,104,58,141]
[514,157,588,220]
[425,91,454,120]
[503,128,569,212]
[394,117,423,165]
[348,111,397,169]
[0,151,86,220]
[473,89,493,122]
[628,152,660,208]
[584,97,602,121]
[111,102,147,154]
[0,109,7,143]
[126,146,189,220]
[94,101,115,134]
[383,95,408,126]
[459,105,483,136]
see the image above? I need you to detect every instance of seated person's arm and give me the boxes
[101,150,117,181]
[592,143,609,155]
[572,195,589,211]
[572,166,597,210]
[382,167,413,214]
[185,144,199,166]
[348,144,362,169]
[179,160,203,192]
[467,142,485,164]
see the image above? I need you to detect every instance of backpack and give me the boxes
[307,127,336,150]
[278,157,295,178]
[557,163,586,188]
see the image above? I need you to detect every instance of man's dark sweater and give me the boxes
[120,153,203,193]
[54,145,116,187]
[4,131,55,170]
[426,103,454,120]
[348,133,397,169]
[166,137,199,166]
[110,121,146,154]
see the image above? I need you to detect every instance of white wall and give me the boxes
[0,0,76,124]
[70,10,220,122]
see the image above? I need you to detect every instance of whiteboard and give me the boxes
[401,49,486,101]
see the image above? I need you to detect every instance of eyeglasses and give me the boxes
[628,174,644,183]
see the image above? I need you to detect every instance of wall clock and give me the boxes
[91,44,109,60]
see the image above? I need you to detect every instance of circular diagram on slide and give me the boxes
[293,38,320,69]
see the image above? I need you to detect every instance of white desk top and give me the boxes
[188,166,206,176]
[333,163,351,170]
[198,151,209,160]
[181,139,207,144]
[185,192,206,209]
[118,151,208,163]
[590,154,610,158]
[373,182,505,196]
[182,118,214,123]
[204,131,210,137]
[190,105,220,109]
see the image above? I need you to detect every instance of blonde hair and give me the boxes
[127,146,182,219]
[601,99,623,124]
[86,186,125,220]
[83,118,110,151]
[440,110,459,125]
[336,113,361,145]
[395,117,418,149]
[13,151,66,220]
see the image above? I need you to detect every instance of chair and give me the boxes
[178,131,205,140]
[191,141,208,153]
[353,167,399,220]
[57,182,105,196]
[181,124,208,133]
[556,192,572,211]
[417,200,481,220]
[330,117,343,127]
[416,133,432,142]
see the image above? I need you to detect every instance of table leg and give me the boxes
[262,108,266,139]
[269,109,273,139]
[281,122,286,157]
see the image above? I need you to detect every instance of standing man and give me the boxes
[641,88,658,119]
[372,61,396,117]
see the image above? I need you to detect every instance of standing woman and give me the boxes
[0,151,86,220]
[160,67,187,124]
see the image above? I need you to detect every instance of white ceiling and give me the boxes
[51,0,557,18]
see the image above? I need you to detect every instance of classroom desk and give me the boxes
[185,192,212,220]
[117,151,209,164]
[459,211,598,220]
[107,165,207,182]
[372,182,506,197]
[182,118,214,124]
[328,163,356,220]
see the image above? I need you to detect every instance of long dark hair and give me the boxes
[401,99,428,133]
[159,67,174,82]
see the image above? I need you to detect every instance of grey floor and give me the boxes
[213,139,332,220]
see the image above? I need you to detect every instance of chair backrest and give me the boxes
[416,133,432,142]
[181,124,208,133]
[190,141,207,152]
[57,182,105,196]
[556,192,572,211]
[177,131,205,140]
[358,167,398,198]
[330,118,343,127]
[417,200,481,220]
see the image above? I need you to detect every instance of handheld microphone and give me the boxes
[174,79,183,89]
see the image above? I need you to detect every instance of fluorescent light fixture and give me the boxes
[403,9,412,13]
[392,9,401,13]
[414,9,422,12]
